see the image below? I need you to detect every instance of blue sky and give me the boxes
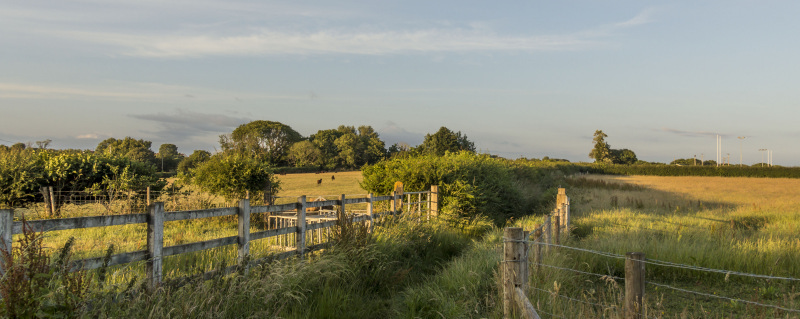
[1,1,798,165]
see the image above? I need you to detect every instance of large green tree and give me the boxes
[190,153,279,202]
[96,137,157,166]
[288,141,322,167]
[177,150,212,176]
[589,130,612,163]
[220,120,303,165]
[157,143,184,172]
[416,127,475,156]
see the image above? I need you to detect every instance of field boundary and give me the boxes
[0,185,439,288]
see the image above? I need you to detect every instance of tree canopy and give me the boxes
[96,137,157,166]
[220,120,303,165]
[416,127,475,156]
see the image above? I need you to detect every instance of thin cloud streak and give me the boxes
[661,127,727,138]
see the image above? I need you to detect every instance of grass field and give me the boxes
[515,174,800,318]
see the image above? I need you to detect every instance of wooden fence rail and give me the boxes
[0,185,440,289]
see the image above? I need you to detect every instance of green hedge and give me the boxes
[589,164,800,178]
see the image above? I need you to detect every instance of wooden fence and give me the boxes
[0,185,439,289]
[503,188,647,319]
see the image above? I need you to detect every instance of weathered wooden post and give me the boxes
[554,217,560,246]
[503,227,525,318]
[238,199,250,272]
[367,193,374,233]
[147,202,164,289]
[49,186,56,217]
[339,194,346,217]
[430,185,439,218]
[544,215,552,253]
[297,196,307,259]
[564,196,570,233]
[146,186,151,206]
[625,252,646,319]
[390,191,397,216]
[533,226,543,273]
[0,209,12,275]
[522,230,530,290]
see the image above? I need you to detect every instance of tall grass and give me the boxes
[513,175,800,318]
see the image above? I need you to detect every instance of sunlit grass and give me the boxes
[514,175,800,318]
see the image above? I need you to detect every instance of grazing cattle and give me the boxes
[331,175,335,181]
[317,179,322,185]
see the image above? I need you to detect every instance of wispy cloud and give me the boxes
[0,82,304,101]
[661,127,726,138]
[129,109,251,143]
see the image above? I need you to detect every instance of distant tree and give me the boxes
[589,130,612,163]
[35,139,52,149]
[96,137,157,166]
[387,142,411,159]
[177,150,211,176]
[611,149,638,165]
[157,143,183,172]
[309,128,345,170]
[10,143,26,151]
[219,120,303,165]
[358,125,387,165]
[416,127,475,156]
[288,141,322,167]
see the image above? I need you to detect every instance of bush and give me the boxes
[190,153,280,202]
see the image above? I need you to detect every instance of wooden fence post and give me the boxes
[146,186,151,206]
[564,197,570,233]
[390,191,397,216]
[238,199,250,271]
[0,209,12,276]
[297,196,307,259]
[49,186,56,217]
[367,193,374,233]
[625,252,646,319]
[503,227,525,318]
[430,185,438,217]
[339,194,346,216]
[147,202,164,289]
[554,217,560,246]
[533,226,542,273]
[544,215,551,253]
[522,230,530,290]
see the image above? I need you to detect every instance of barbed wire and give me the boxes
[525,240,800,282]
[530,242,626,260]
[643,258,800,282]
[530,286,620,311]
[533,262,624,281]
[646,281,800,314]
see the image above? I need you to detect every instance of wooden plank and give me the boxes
[307,220,337,230]
[305,200,338,208]
[165,207,238,222]
[372,195,392,202]
[343,197,368,205]
[14,214,148,234]
[71,250,148,271]
[251,226,296,241]
[514,287,541,319]
[163,236,238,257]
[250,203,299,214]
[403,191,428,195]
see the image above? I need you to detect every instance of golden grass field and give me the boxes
[517,174,800,318]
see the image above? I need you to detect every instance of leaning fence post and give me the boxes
[503,227,525,318]
[238,198,250,271]
[430,185,438,217]
[147,202,164,289]
[0,209,12,275]
[625,252,646,319]
[297,196,307,259]
[545,215,552,253]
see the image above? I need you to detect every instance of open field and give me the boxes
[516,174,800,318]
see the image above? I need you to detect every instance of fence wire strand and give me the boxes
[646,281,800,314]
[533,262,624,281]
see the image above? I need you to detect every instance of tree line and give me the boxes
[0,121,476,209]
